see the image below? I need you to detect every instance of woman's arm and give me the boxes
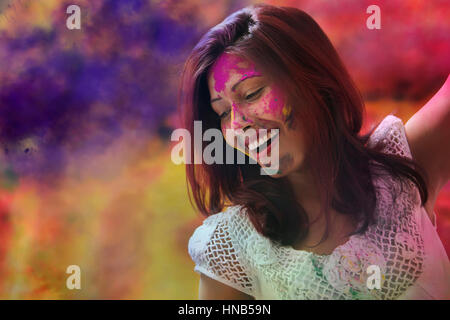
[198,273,255,300]
[405,74,450,222]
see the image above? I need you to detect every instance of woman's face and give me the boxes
[207,52,307,176]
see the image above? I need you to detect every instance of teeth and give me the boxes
[249,130,276,151]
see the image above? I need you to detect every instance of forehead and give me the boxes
[207,53,259,94]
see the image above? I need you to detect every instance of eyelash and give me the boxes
[245,87,264,101]
[219,111,230,120]
[219,87,265,119]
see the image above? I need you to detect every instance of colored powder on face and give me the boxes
[234,70,262,91]
[211,54,233,93]
[283,104,296,130]
[210,53,259,94]
[243,115,254,123]
[282,104,292,118]
[229,102,240,128]
[262,85,285,118]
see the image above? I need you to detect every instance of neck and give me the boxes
[286,164,322,222]
[286,163,358,252]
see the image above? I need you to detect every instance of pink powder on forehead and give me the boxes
[235,70,262,91]
[210,53,259,93]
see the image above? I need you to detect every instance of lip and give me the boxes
[245,130,280,162]
[242,128,279,151]
[257,130,279,161]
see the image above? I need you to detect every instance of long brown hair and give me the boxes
[178,4,428,247]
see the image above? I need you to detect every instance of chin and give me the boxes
[261,151,301,177]
[258,163,285,177]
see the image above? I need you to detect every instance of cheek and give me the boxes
[221,121,229,133]
[221,126,240,151]
[221,122,234,145]
[260,86,287,120]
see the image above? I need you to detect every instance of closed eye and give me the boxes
[218,87,265,120]
[219,110,230,120]
[245,87,265,101]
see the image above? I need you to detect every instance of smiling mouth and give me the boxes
[247,130,279,155]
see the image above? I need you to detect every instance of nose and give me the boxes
[230,103,253,130]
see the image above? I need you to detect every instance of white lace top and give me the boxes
[188,115,450,299]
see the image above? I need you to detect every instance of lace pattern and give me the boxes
[188,115,425,299]
[188,207,259,297]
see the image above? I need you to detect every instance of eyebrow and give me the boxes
[210,74,261,104]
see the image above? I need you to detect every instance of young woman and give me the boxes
[181,4,450,299]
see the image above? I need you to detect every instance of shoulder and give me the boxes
[369,112,447,223]
[368,115,428,219]
[187,205,259,298]
[189,205,249,242]
[188,205,255,259]
[367,114,412,158]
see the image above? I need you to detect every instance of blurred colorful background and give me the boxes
[0,0,449,299]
